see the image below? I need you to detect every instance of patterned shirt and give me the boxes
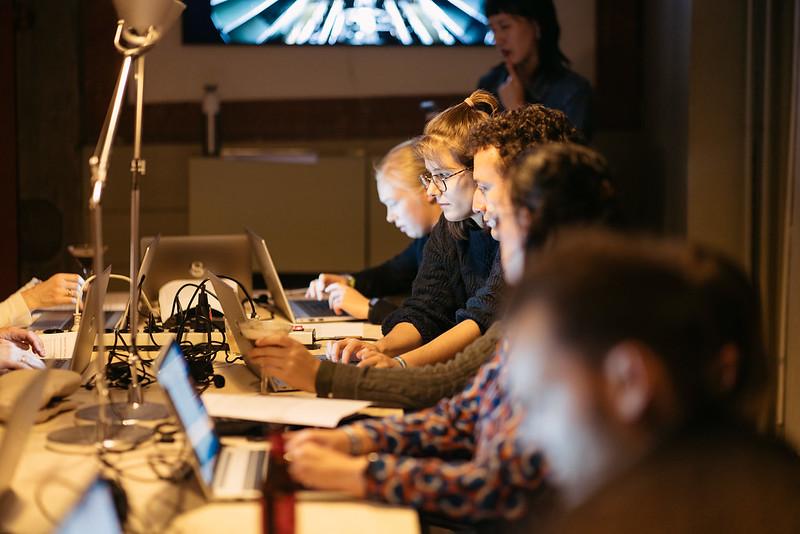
[351,342,545,521]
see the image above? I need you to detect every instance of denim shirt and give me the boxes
[478,63,594,139]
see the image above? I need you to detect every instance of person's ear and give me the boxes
[710,343,739,394]
[602,342,654,423]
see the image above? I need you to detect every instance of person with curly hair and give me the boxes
[478,0,593,137]
[278,144,621,525]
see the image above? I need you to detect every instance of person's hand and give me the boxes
[0,339,46,373]
[306,274,349,300]
[285,428,351,454]
[21,273,84,310]
[498,60,526,110]
[325,338,378,364]
[286,442,368,497]
[326,284,369,319]
[0,327,45,356]
[357,351,400,369]
[247,335,320,393]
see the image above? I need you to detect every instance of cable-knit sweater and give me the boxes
[382,215,503,343]
[315,322,503,409]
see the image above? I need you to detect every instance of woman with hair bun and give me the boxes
[325,90,505,370]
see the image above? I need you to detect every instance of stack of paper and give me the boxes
[201,393,370,428]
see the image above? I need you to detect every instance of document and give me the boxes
[201,393,370,428]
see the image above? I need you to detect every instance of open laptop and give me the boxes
[55,477,123,534]
[140,234,252,306]
[0,370,48,504]
[39,267,111,378]
[156,341,267,500]
[246,228,352,323]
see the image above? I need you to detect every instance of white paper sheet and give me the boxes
[201,393,370,428]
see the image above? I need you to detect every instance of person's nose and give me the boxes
[472,188,486,214]
[426,181,441,197]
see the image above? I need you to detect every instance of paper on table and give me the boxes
[201,393,371,428]
[37,331,78,359]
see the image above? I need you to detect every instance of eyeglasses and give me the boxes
[419,167,471,193]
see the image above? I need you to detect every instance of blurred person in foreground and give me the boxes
[505,229,800,533]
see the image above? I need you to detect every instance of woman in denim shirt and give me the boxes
[478,0,594,138]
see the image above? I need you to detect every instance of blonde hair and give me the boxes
[375,137,427,192]
[417,90,499,239]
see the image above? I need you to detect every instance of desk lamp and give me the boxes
[49,0,185,448]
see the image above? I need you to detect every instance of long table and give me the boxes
[1,320,418,534]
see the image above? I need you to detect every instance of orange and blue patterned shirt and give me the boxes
[350,342,546,520]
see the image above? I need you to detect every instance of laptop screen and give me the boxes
[157,342,220,487]
[56,478,122,534]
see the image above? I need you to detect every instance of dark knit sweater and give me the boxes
[382,215,503,343]
[353,236,428,324]
[315,322,503,409]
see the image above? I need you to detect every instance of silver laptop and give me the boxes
[0,370,48,503]
[246,228,352,323]
[140,234,252,305]
[156,341,267,500]
[41,267,110,379]
[207,271,298,392]
[55,477,123,534]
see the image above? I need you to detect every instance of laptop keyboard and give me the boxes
[290,299,337,318]
[214,447,267,494]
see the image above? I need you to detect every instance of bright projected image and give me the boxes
[183,0,494,46]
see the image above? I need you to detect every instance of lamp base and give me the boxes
[76,401,169,424]
[47,423,152,448]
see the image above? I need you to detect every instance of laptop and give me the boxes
[39,267,111,378]
[30,242,157,333]
[55,477,123,534]
[156,341,267,500]
[0,370,48,504]
[140,234,252,306]
[246,228,353,323]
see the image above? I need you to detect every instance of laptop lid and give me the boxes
[207,272,263,378]
[156,341,220,497]
[55,477,123,534]
[0,370,48,495]
[71,266,111,376]
[245,228,296,324]
[140,234,252,304]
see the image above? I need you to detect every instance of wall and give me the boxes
[686,0,749,265]
[643,0,691,234]
[142,0,596,103]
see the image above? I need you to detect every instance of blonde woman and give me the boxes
[306,138,441,324]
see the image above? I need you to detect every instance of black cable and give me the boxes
[218,274,257,318]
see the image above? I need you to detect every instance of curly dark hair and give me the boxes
[468,104,582,170]
[510,143,620,250]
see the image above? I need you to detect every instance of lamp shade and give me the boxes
[113,0,185,37]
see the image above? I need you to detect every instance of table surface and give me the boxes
[1,315,417,534]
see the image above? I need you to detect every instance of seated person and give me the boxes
[248,105,585,409]
[306,138,441,324]
[326,90,503,369]
[505,230,800,532]
[0,273,84,328]
[0,327,45,373]
[278,144,620,523]
[478,0,593,136]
